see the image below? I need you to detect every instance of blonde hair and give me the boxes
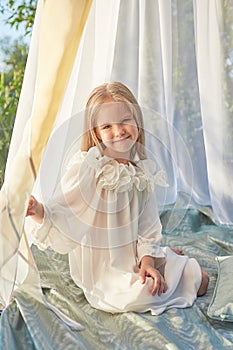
[81,81,146,160]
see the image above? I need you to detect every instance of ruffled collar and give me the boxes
[84,147,168,193]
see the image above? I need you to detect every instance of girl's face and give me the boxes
[94,100,139,161]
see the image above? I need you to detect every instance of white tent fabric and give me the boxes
[193,0,233,224]
[1,0,233,312]
[0,0,92,312]
[31,0,233,225]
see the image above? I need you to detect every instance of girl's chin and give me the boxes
[105,140,135,153]
[103,147,132,160]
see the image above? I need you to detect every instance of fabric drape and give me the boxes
[193,0,233,224]
[30,0,232,226]
[0,0,92,308]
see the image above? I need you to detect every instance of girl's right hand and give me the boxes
[26,195,44,223]
[26,195,37,216]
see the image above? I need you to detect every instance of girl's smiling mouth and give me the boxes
[112,135,131,143]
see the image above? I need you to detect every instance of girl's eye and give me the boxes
[103,124,111,130]
[122,117,132,123]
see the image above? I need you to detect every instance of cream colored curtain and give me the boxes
[0,0,92,307]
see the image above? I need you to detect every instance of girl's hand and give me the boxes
[26,195,44,224]
[139,256,168,296]
[26,196,37,216]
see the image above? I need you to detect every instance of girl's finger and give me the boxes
[139,268,146,285]
[26,210,35,216]
[152,275,167,296]
[151,275,160,296]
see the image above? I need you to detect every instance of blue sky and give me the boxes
[0,8,31,71]
[0,5,30,40]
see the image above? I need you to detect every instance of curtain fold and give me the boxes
[193,0,233,224]
[0,0,92,307]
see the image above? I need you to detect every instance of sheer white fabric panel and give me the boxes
[193,0,233,225]
[31,0,232,226]
[5,0,43,176]
[33,0,121,202]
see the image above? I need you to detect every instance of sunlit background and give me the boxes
[0,6,30,71]
[0,1,34,185]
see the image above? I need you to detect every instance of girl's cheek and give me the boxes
[103,131,112,140]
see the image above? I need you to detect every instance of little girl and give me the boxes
[27,81,209,315]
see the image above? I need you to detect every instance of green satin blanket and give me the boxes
[1,209,233,350]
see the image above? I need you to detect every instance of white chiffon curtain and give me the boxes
[30,0,232,226]
[1,0,233,307]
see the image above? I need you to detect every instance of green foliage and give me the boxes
[0,39,28,185]
[0,1,36,186]
[0,0,37,35]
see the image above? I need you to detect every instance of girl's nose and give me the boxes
[114,124,125,137]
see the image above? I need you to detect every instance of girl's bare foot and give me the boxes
[171,247,184,256]
[197,269,209,296]
[0,304,4,314]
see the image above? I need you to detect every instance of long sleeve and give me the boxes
[137,190,165,263]
[28,147,113,253]
[30,207,78,254]
[136,158,168,268]
[28,149,90,253]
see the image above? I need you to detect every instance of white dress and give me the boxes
[31,147,202,315]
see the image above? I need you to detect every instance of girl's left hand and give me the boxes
[139,256,168,296]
